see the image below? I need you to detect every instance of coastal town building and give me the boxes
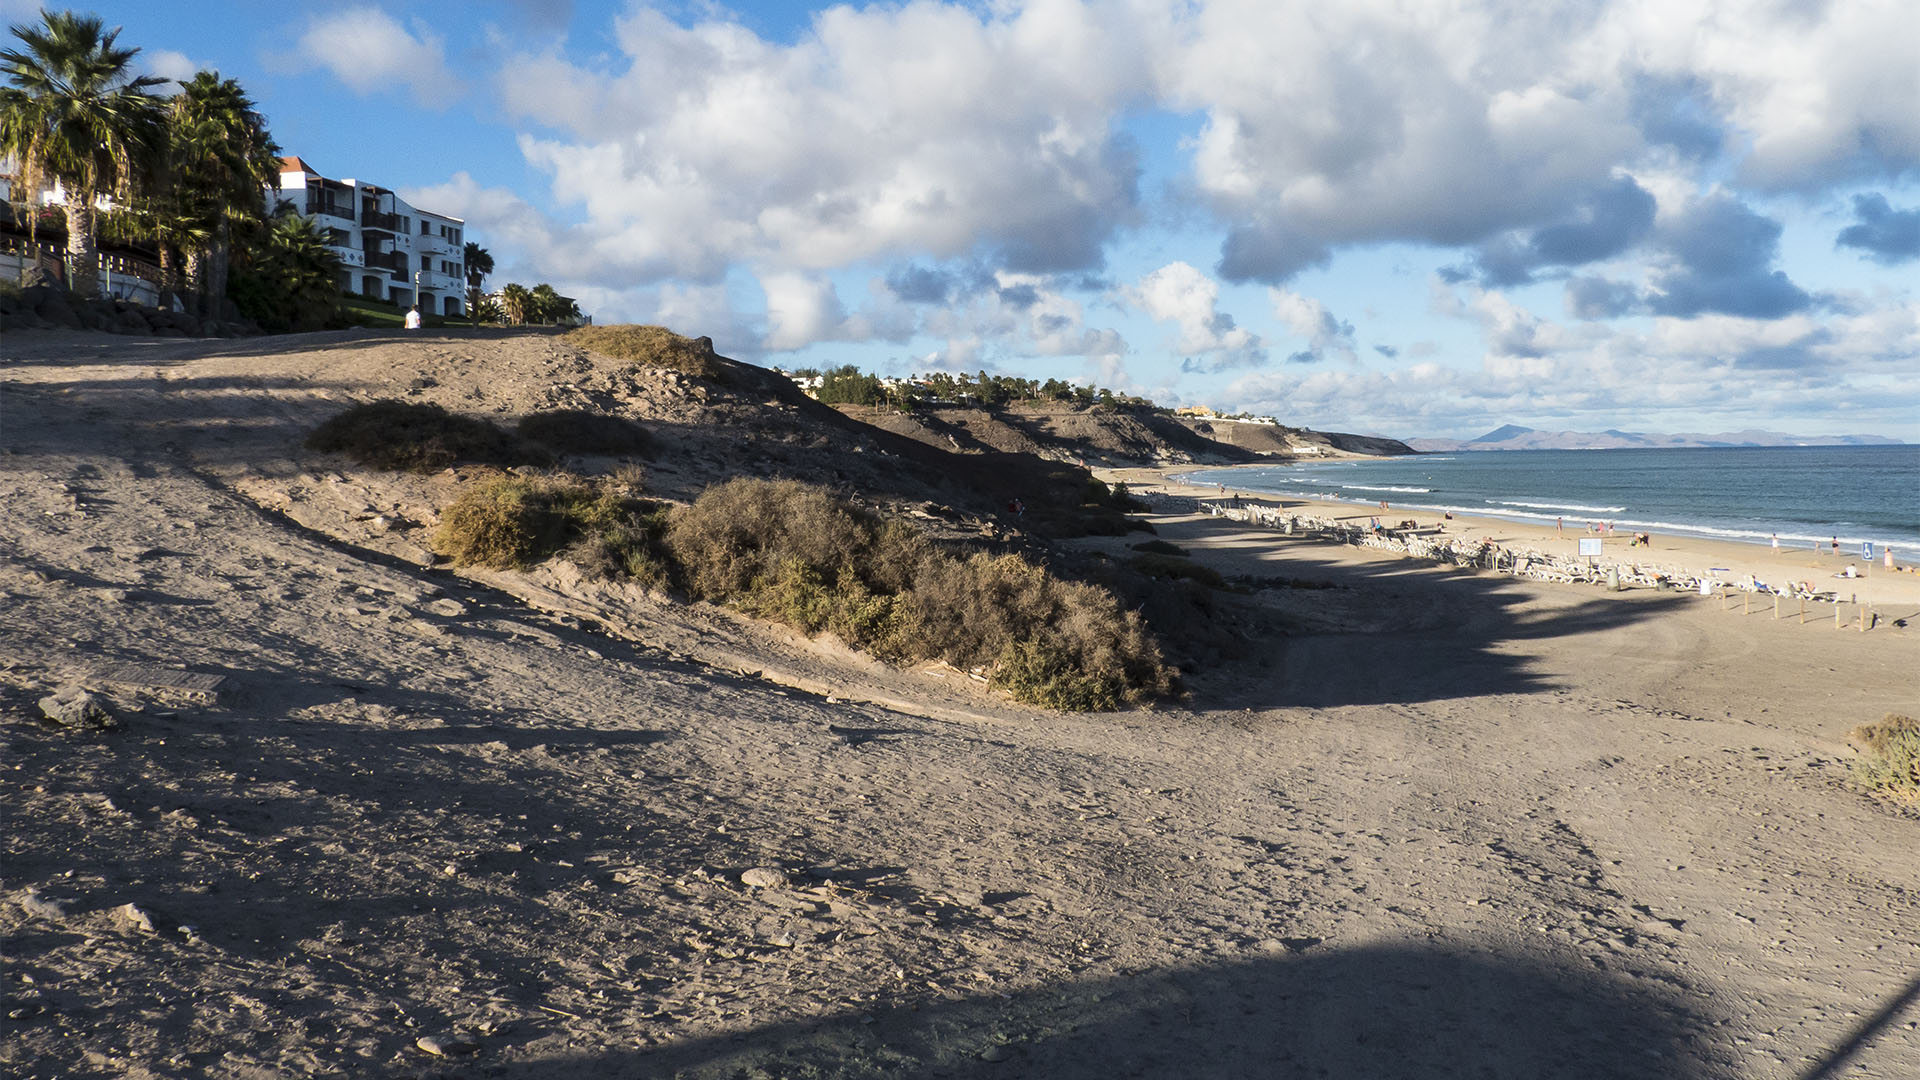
[270,157,466,316]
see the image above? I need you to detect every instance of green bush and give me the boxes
[1851,713,1920,806]
[564,324,724,381]
[432,474,667,580]
[518,410,655,457]
[991,638,1125,712]
[1108,481,1148,512]
[307,401,547,472]
[664,478,1174,709]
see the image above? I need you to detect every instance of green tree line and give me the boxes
[790,365,1157,411]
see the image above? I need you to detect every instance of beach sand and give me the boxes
[1109,465,1920,611]
[4,328,1918,1079]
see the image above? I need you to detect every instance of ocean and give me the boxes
[1182,444,1920,554]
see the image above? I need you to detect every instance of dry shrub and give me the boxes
[307,400,547,472]
[564,324,724,381]
[664,477,1174,709]
[1850,713,1920,805]
[433,473,667,579]
[517,410,655,457]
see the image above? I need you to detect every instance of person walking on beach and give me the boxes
[1831,536,1840,556]
[404,305,422,330]
[1771,533,1779,550]
[1557,517,1563,536]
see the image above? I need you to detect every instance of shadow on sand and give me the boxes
[494,939,1727,1079]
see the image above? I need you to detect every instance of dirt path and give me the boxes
[3,332,1917,1079]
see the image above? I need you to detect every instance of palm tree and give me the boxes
[463,241,492,316]
[528,282,561,324]
[0,11,166,297]
[500,281,530,326]
[227,209,341,332]
[168,70,278,318]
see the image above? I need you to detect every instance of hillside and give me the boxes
[837,402,1413,466]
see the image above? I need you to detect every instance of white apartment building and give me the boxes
[271,156,466,316]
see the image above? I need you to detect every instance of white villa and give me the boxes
[270,157,466,316]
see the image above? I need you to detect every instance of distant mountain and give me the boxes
[1407,426,1905,452]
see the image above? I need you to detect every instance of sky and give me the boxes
[14,0,1918,440]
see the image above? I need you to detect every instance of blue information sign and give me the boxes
[1863,542,1874,560]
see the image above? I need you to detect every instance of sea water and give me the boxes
[1183,445,1920,553]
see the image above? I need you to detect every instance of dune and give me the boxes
[3,326,1916,1079]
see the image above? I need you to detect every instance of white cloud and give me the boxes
[142,49,201,90]
[1269,288,1358,364]
[760,272,851,352]
[1227,293,1920,437]
[496,1,1149,280]
[295,7,462,108]
[1128,262,1264,368]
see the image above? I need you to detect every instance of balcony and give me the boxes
[364,251,409,275]
[359,210,400,233]
[310,203,355,225]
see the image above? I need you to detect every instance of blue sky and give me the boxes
[17,0,1918,439]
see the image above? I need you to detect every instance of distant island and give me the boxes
[1407,424,1906,452]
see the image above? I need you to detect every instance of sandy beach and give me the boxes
[4,328,1918,1079]
[1112,465,1920,612]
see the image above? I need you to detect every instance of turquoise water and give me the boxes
[1184,445,1920,553]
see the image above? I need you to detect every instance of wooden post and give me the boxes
[1836,602,1844,630]
[1799,596,1806,624]
[1742,592,1751,616]
[1773,595,1781,620]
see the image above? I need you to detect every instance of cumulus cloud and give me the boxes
[1225,297,1920,438]
[1470,176,1658,286]
[1606,0,1920,189]
[294,7,462,108]
[142,49,201,90]
[1645,191,1810,319]
[1836,193,1920,265]
[1129,262,1264,369]
[498,2,1149,280]
[1269,288,1357,364]
[1565,275,1643,320]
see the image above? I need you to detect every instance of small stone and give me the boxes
[115,903,157,933]
[740,867,786,889]
[37,685,115,728]
[427,598,467,617]
[415,1034,481,1057]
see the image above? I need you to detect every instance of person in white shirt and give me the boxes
[404,306,422,330]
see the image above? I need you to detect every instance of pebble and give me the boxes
[115,903,157,933]
[37,685,115,728]
[427,598,467,617]
[740,867,786,889]
[415,1034,481,1057]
